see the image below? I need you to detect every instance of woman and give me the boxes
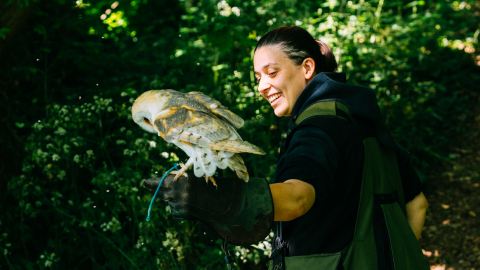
[254,26,429,268]
[144,26,430,269]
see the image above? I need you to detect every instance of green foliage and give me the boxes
[6,91,237,269]
[1,0,479,269]
[0,27,9,39]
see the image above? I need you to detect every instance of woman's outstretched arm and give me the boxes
[270,180,316,221]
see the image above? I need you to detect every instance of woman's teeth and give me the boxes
[268,93,281,103]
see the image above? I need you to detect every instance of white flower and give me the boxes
[86,150,94,156]
[52,154,61,161]
[232,7,240,16]
[217,0,232,16]
[149,141,156,148]
[73,154,81,163]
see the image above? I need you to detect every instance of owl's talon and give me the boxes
[169,163,189,180]
[171,172,188,181]
[204,175,217,188]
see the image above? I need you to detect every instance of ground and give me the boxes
[420,115,480,270]
[420,177,480,270]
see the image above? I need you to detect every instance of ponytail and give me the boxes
[315,40,337,72]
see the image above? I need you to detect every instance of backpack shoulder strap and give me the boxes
[281,101,356,156]
[288,100,351,131]
[284,100,364,149]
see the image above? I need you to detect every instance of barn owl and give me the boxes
[131,90,265,185]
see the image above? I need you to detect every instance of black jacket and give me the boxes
[274,72,422,256]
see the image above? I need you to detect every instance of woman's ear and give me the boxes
[302,58,316,80]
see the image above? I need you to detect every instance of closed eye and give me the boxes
[255,71,277,83]
[144,118,152,126]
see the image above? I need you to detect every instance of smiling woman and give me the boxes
[253,26,429,270]
[253,27,337,117]
[254,46,315,117]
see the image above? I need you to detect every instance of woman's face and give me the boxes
[254,45,315,117]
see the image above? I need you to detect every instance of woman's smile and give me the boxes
[268,93,282,105]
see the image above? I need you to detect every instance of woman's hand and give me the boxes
[270,180,316,221]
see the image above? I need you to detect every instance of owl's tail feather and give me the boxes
[228,154,249,182]
[209,140,266,155]
[177,132,265,155]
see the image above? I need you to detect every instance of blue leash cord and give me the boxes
[146,163,179,221]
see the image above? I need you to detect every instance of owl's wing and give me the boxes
[185,91,244,129]
[149,90,263,154]
[150,91,231,141]
[155,109,264,154]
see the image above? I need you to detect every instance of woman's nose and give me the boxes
[257,77,270,93]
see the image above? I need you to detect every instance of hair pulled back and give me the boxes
[255,26,337,73]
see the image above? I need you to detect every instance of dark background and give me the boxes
[1,0,479,269]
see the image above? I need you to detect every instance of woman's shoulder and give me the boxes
[288,124,337,151]
[290,124,331,140]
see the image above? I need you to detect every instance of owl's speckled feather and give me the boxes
[132,90,265,182]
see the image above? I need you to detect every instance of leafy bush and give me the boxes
[5,88,271,269]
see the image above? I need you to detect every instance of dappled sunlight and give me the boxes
[103,11,127,29]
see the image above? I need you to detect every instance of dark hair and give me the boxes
[255,26,337,73]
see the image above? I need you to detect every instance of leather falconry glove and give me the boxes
[143,174,274,246]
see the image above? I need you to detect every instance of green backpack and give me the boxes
[268,101,429,270]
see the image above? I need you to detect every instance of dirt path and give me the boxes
[419,116,480,270]
[420,178,480,269]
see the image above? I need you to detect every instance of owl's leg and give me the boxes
[204,175,217,187]
[170,158,194,180]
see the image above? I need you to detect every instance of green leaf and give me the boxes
[0,27,10,39]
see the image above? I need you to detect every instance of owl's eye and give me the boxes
[144,118,152,126]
